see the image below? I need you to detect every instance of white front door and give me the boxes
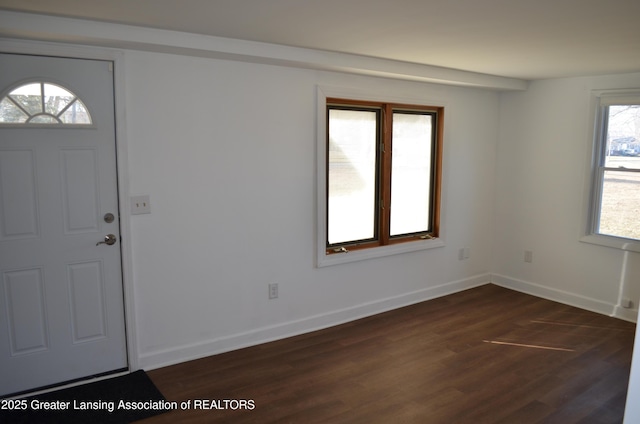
[0,53,127,396]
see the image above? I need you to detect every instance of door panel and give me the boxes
[4,268,48,355]
[68,260,107,342]
[0,149,39,240]
[0,53,127,396]
[61,148,100,233]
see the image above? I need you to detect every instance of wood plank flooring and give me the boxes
[141,284,636,424]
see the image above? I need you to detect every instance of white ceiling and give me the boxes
[1,0,639,80]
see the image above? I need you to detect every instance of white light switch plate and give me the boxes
[131,195,151,214]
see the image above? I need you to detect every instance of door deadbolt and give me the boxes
[96,234,117,246]
[104,213,115,223]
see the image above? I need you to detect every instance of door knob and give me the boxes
[96,234,117,246]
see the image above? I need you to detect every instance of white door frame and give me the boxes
[0,38,139,372]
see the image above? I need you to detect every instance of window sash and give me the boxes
[390,110,436,237]
[327,106,381,246]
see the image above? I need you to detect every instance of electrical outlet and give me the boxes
[524,250,533,263]
[269,283,278,299]
[458,247,471,260]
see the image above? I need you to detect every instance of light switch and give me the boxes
[131,195,151,215]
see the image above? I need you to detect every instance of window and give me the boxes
[321,96,443,263]
[0,81,92,125]
[586,90,640,248]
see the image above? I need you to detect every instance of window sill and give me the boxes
[580,234,640,253]
[317,237,445,267]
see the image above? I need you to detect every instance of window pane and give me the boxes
[9,83,42,115]
[390,112,432,236]
[328,109,378,245]
[604,105,640,168]
[0,97,28,123]
[29,115,59,124]
[43,83,75,116]
[59,100,92,124]
[599,170,640,240]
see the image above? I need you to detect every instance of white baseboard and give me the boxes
[613,305,639,323]
[139,273,490,370]
[491,273,638,323]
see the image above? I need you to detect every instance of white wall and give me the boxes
[493,73,640,320]
[123,50,499,368]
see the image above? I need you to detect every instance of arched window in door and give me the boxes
[0,82,92,125]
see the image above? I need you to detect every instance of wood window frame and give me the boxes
[325,97,444,255]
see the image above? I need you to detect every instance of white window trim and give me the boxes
[580,88,640,253]
[316,85,445,267]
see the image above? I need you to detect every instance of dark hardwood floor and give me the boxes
[141,284,636,423]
